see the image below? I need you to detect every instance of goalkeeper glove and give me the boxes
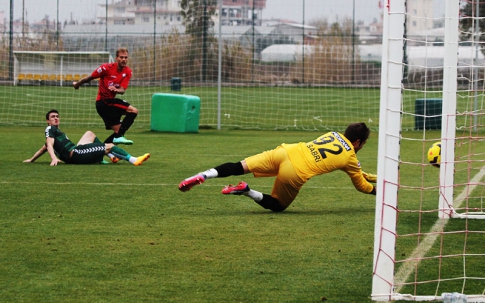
[362,171,377,183]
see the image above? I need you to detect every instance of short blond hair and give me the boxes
[116,47,129,57]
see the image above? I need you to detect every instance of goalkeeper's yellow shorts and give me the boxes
[245,146,306,209]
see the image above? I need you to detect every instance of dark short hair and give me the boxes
[116,47,129,57]
[344,122,370,143]
[46,109,59,120]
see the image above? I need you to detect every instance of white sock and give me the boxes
[128,156,136,164]
[246,189,263,202]
[107,152,115,159]
[200,168,218,179]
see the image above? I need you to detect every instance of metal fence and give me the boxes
[0,0,386,87]
[1,0,392,131]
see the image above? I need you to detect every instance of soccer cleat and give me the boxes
[113,136,134,145]
[110,156,119,164]
[99,159,110,164]
[221,181,249,195]
[178,174,206,192]
[133,153,150,166]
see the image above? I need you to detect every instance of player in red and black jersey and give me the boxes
[73,47,137,148]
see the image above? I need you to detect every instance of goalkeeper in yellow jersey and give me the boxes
[179,122,377,212]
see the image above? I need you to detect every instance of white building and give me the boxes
[98,0,182,26]
[98,0,267,27]
[359,44,485,70]
[406,0,434,36]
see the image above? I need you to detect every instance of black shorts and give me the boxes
[68,143,106,164]
[96,98,131,130]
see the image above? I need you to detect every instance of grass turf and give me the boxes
[2,126,379,302]
[1,118,484,302]
[1,85,446,131]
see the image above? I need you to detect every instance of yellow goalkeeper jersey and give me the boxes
[282,131,374,194]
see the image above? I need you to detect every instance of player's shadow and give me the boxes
[196,207,373,216]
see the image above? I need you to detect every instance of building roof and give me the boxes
[261,44,313,62]
[275,23,318,30]
[63,24,279,37]
[63,23,186,34]
[359,44,485,67]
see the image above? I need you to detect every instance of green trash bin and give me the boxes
[415,98,442,130]
[151,93,200,133]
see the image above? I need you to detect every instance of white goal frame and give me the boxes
[372,0,485,301]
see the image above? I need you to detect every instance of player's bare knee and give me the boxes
[105,143,114,152]
[127,106,138,114]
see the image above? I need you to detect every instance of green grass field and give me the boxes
[3,125,484,302]
[2,127,380,302]
[1,85,485,302]
[1,84,447,131]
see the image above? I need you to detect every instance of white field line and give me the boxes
[0,180,354,190]
[394,165,485,294]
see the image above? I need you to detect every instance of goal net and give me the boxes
[372,0,485,301]
[0,0,383,131]
[6,51,112,126]
[13,51,112,86]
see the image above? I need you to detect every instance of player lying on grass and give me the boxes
[24,109,150,167]
[179,122,377,212]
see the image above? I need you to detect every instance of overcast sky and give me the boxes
[1,0,442,25]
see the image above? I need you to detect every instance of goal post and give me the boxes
[439,0,459,220]
[372,0,405,298]
[13,51,112,86]
[372,0,485,301]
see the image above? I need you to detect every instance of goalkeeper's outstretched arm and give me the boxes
[362,171,377,183]
[361,171,377,195]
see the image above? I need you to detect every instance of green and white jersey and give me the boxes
[44,125,76,162]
